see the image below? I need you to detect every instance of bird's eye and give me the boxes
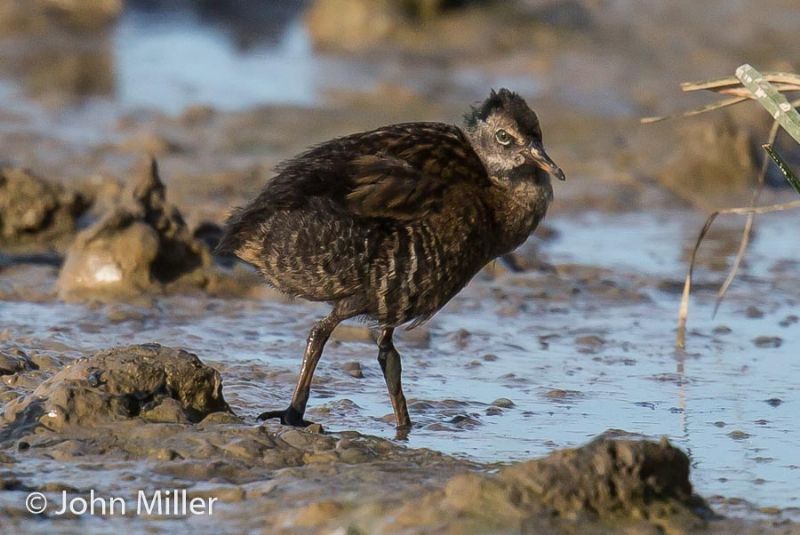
[495,129,512,146]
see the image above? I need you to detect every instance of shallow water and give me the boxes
[2,210,798,513]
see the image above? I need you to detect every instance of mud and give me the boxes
[0,0,122,34]
[0,340,780,534]
[57,159,214,300]
[1,0,800,533]
[0,167,89,250]
[1,343,230,439]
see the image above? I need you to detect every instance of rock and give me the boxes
[0,167,89,249]
[491,398,514,408]
[745,305,764,319]
[40,0,123,29]
[544,389,582,401]
[373,437,708,533]
[119,131,183,156]
[0,348,38,376]
[342,361,364,378]
[658,114,758,205]
[0,344,230,438]
[0,0,122,33]
[305,0,403,52]
[57,158,213,300]
[575,334,606,351]
[752,336,782,349]
[397,324,431,348]
[331,324,374,343]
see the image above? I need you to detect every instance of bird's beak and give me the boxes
[526,140,565,181]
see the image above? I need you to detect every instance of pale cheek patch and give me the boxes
[485,153,519,172]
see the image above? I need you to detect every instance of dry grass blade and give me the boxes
[711,121,780,316]
[717,84,800,97]
[642,69,800,125]
[643,65,800,347]
[640,96,747,124]
[676,200,800,348]
[681,72,800,92]
[673,68,800,348]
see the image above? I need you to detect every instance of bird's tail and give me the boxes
[214,206,248,256]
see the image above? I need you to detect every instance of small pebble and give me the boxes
[574,335,605,350]
[342,361,364,378]
[745,306,764,319]
[752,336,782,348]
[544,389,581,400]
[453,329,471,348]
[306,423,324,434]
[491,398,515,408]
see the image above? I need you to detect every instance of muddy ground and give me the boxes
[1,0,799,533]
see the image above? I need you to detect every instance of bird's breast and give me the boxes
[488,175,552,254]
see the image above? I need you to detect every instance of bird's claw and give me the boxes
[257,406,314,427]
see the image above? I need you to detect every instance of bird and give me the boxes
[216,88,564,433]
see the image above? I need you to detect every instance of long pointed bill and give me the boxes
[528,140,565,181]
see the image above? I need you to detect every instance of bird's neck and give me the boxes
[487,172,553,254]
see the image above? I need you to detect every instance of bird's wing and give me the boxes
[344,153,448,220]
[332,123,489,221]
[231,123,489,229]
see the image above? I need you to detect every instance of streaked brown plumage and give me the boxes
[217,88,564,431]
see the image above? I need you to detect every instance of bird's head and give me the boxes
[463,88,565,184]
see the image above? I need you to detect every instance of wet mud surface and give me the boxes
[1,0,800,533]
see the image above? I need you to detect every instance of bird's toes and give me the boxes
[394,422,413,441]
[257,406,313,427]
[256,409,285,422]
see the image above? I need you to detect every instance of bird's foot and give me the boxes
[257,406,314,427]
[394,423,412,441]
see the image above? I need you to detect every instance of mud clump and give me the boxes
[57,158,213,300]
[369,437,708,533]
[657,115,758,206]
[0,347,38,376]
[499,437,695,519]
[0,167,89,250]
[306,0,402,52]
[0,0,123,34]
[0,343,230,439]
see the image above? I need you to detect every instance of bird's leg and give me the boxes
[377,328,412,433]
[258,312,341,427]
